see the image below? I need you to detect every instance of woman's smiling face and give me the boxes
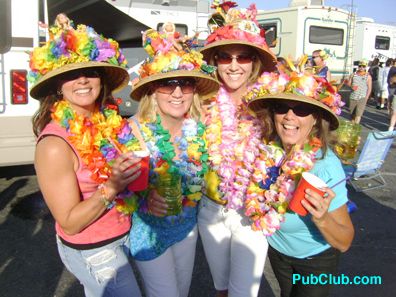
[273,100,317,151]
[153,78,195,121]
[216,44,254,94]
[60,69,102,116]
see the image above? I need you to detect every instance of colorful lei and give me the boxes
[28,24,127,84]
[204,87,264,209]
[244,138,322,236]
[51,100,142,215]
[138,115,208,214]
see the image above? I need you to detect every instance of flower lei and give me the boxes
[51,100,142,215]
[204,87,264,209]
[244,137,322,236]
[138,115,208,213]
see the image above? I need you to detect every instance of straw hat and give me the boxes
[358,60,368,67]
[200,2,277,72]
[130,27,219,101]
[245,69,344,130]
[28,24,129,100]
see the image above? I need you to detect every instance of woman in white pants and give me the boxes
[128,26,219,297]
[198,2,277,297]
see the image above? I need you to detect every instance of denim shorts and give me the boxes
[56,234,141,297]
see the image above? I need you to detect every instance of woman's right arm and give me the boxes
[35,136,142,235]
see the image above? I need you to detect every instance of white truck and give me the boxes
[352,17,396,64]
[0,0,44,166]
[256,0,353,82]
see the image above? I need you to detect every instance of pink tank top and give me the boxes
[38,123,131,245]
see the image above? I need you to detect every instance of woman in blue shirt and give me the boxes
[245,67,354,297]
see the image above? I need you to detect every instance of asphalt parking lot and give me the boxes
[0,101,395,297]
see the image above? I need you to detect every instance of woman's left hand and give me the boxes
[301,188,335,222]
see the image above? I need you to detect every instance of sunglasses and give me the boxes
[156,79,196,94]
[215,52,255,65]
[272,102,316,117]
[61,69,101,81]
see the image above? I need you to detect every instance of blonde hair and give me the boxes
[137,89,202,123]
[54,13,71,30]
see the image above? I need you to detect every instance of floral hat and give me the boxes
[200,1,277,72]
[28,24,129,99]
[130,26,219,101]
[245,57,344,130]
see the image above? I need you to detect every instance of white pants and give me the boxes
[135,226,198,297]
[198,197,268,297]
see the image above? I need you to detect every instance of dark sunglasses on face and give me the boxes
[272,102,316,117]
[215,52,255,65]
[61,68,101,81]
[156,78,196,94]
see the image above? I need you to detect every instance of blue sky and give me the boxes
[236,0,394,25]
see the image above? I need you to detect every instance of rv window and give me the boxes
[375,36,390,50]
[259,23,277,48]
[157,23,188,36]
[309,26,344,46]
[0,0,12,54]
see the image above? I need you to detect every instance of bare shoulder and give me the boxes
[35,136,76,170]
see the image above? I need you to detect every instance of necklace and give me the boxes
[51,100,142,215]
[244,137,322,236]
[204,87,264,209]
[139,115,208,212]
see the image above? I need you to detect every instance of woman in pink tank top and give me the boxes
[29,23,142,297]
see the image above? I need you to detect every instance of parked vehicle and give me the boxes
[352,17,396,65]
[0,0,45,166]
[256,0,353,82]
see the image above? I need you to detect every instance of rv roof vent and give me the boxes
[289,0,324,7]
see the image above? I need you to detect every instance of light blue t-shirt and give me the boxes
[267,149,348,258]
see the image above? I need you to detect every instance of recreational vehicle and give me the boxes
[353,17,396,65]
[0,0,43,166]
[256,0,354,82]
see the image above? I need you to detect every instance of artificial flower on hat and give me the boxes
[245,55,345,129]
[28,24,127,85]
[130,24,219,101]
[28,24,129,99]
[202,1,276,72]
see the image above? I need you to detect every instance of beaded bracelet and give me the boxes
[98,183,115,210]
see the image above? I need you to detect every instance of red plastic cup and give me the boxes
[127,150,150,192]
[289,172,327,216]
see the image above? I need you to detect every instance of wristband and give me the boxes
[98,183,115,209]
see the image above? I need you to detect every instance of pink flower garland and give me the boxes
[205,87,264,209]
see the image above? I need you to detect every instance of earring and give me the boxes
[56,89,63,96]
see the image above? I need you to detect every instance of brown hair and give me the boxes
[32,76,112,137]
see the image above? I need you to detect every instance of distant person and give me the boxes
[379,58,392,109]
[369,58,381,108]
[388,73,396,131]
[312,49,331,82]
[29,24,142,296]
[348,60,372,124]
